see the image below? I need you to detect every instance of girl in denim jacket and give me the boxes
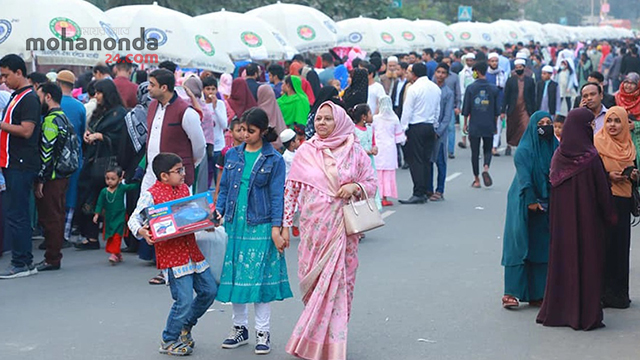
[215,107,292,355]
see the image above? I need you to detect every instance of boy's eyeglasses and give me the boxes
[169,167,186,175]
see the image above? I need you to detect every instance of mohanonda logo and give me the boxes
[196,35,215,56]
[26,25,159,52]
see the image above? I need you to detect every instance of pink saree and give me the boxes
[284,102,377,360]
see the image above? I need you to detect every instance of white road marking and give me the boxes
[445,172,462,182]
[381,210,396,219]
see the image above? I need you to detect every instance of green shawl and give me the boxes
[502,111,559,266]
[277,75,310,127]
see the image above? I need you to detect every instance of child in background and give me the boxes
[128,153,217,356]
[93,167,139,264]
[279,128,300,176]
[553,117,564,142]
[215,108,292,355]
[351,103,382,210]
[203,76,228,189]
[214,118,245,203]
[279,128,301,237]
[372,96,405,206]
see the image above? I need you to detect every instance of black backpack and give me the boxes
[51,110,80,177]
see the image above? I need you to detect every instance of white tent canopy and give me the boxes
[105,3,234,73]
[413,19,450,50]
[246,2,339,53]
[0,0,116,66]
[195,9,297,61]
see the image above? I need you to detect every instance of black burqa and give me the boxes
[343,68,369,111]
[536,107,616,331]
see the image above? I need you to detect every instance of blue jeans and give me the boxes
[163,268,217,342]
[427,142,447,194]
[448,113,457,156]
[2,168,37,267]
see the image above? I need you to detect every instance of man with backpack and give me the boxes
[34,83,79,271]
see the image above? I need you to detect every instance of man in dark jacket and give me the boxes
[536,66,561,117]
[620,46,640,77]
[501,59,536,154]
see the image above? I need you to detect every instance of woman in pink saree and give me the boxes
[282,101,377,360]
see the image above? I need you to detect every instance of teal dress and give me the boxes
[355,125,382,210]
[216,149,292,303]
[501,111,558,302]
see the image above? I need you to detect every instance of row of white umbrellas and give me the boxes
[0,0,636,69]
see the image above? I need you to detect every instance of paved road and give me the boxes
[1,137,639,360]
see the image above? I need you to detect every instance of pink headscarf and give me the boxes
[218,73,232,98]
[288,101,356,196]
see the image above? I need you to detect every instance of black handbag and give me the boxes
[89,135,118,183]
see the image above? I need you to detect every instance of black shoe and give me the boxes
[38,241,46,250]
[62,240,73,249]
[448,154,455,159]
[35,261,60,272]
[505,146,512,156]
[74,240,100,250]
[401,163,410,170]
[121,246,138,254]
[399,195,426,204]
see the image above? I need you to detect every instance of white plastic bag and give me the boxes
[195,227,228,284]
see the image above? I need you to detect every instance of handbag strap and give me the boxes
[348,182,375,213]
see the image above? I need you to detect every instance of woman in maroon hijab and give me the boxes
[227,78,258,119]
[536,107,616,331]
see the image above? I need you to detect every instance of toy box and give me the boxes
[145,191,216,242]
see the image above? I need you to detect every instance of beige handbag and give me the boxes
[343,183,385,235]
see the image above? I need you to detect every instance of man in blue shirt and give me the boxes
[318,53,336,87]
[422,48,438,80]
[267,64,284,99]
[56,70,85,245]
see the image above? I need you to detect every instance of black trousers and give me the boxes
[603,196,631,305]
[405,123,436,197]
[470,136,493,176]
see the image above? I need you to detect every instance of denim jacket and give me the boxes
[216,142,285,226]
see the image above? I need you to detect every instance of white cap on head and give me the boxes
[387,55,398,63]
[542,65,554,73]
[516,52,528,59]
[488,52,499,60]
[280,128,296,144]
[514,59,527,66]
[465,53,476,60]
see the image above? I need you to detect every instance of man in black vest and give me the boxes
[536,66,561,118]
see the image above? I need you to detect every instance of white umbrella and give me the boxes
[414,19,450,50]
[518,20,548,45]
[195,9,297,61]
[246,2,339,53]
[105,3,234,73]
[379,18,435,52]
[541,24,569,44]
[0,0,116,66]
[337,17,410,54]
[448,22,501,49]
[491,20,527,45]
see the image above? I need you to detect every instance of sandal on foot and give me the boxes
[149,273,166,285]
[502,295,520,309]
[429,192,444,201]
[458,141,467,149]
[180,327,195,349]
[528,299,543,307]
[482,171,493,187]
[471,181,481,188]
[159,340,193,356]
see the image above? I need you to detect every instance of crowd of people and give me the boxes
[0,34,639,358]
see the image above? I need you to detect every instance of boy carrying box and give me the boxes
[128,152,216,356]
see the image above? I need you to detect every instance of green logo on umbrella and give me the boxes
[241,31,263,48]
[509,31,518,39]
[402,31,415,41]
[445,31,455,42]
[195,35,215,57]
[297,25,316,41]
[381,32,394,44]
[49,17,81,40]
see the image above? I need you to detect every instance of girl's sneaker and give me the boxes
[159,339,193,356]
[255,331,271,355]
[222,325,249,349]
